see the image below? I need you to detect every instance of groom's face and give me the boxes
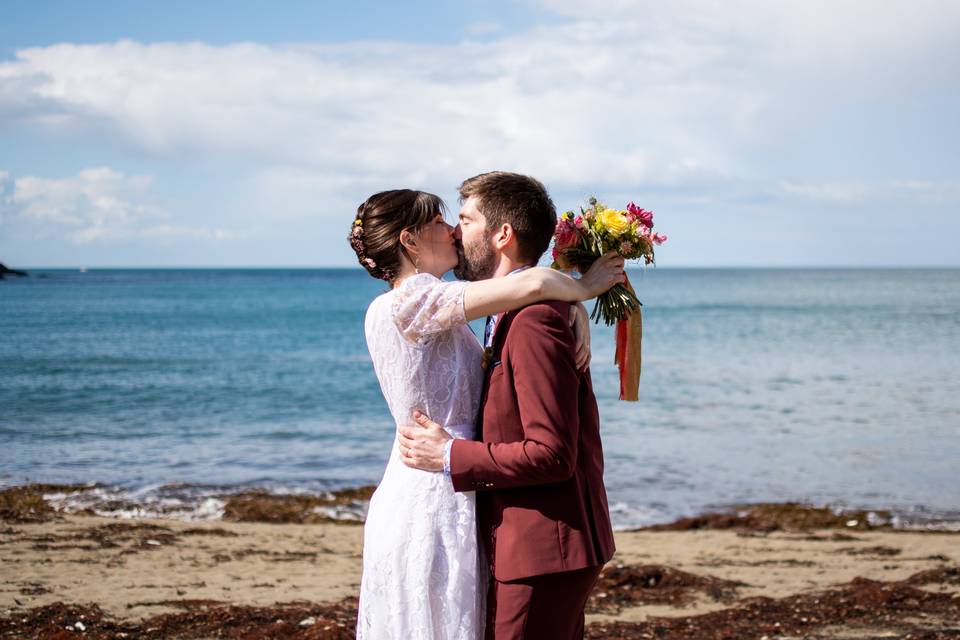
[454,196,497,281]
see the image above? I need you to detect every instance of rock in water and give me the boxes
[0,263,28,279]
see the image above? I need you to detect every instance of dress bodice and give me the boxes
[364,273,484,438]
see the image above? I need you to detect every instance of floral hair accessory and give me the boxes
[362,257,376,269]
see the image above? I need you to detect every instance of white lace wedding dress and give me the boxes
[357,273,485,640]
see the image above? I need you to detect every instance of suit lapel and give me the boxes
[476,310,514,441]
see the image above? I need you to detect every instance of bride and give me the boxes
[348,189,623,639]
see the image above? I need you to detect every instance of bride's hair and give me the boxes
[348,190,446,282]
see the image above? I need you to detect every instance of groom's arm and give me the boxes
[450,302,581,491]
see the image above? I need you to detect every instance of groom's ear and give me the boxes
[493,223,514,251]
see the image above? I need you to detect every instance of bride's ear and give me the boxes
[399,228,418,255]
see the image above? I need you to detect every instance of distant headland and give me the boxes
[0,263,28,279]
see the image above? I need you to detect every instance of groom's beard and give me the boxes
[454,237,496,282]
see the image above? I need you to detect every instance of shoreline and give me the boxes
[3,481,959,533]
[2,483,959,638]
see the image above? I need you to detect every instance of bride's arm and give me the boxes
[462,252,624,322]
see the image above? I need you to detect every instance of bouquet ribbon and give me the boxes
[614,275,642,401]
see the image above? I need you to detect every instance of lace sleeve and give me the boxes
[392,273,468,343]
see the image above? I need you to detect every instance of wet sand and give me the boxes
[1,486,958,639]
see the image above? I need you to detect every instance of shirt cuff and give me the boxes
[442,439,454,477]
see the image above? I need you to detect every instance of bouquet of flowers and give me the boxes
[551,197,666,400]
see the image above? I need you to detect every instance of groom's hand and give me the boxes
[397,410,451,472]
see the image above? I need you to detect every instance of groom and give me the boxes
[398,171,615,639]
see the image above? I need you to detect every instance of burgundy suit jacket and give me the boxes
[450,300,616,582]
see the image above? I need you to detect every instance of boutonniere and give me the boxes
[481,346,494,371]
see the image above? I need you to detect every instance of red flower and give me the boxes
[554,220,579,250]
[626,202,654,229]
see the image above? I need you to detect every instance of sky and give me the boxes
[1,0,958,267]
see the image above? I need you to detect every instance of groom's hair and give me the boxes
[458,172,556,263]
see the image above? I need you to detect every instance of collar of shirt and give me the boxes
[485,264,534,347]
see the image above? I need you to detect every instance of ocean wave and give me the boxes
[36,481,370,524]
[5,481,957,532]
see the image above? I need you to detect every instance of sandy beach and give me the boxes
[1,485,958,639]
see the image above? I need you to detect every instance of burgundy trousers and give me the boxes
[484,565,602,640]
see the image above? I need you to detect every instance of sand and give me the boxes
[2,510,959,639]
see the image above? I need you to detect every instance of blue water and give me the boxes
[2,268,959,527]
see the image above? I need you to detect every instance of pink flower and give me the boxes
[626,202,654,229]
[573,215,584,228]
[554,221,579,250]
[551,246,559,261]
[652,233,667,245]
[619,241,634,253]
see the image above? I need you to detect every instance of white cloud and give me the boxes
[0,170,12,217]
[9,167,154,232]
[0,1,954,202]
[775,179,960,207]
[891,180,960,206]
[0,2,958,264]
[779,180,871,204]
[1,167,235,244]
[464,21,503,37]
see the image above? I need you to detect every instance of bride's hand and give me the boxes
[579,251,626,298]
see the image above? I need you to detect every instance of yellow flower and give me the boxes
[598,208,630,236]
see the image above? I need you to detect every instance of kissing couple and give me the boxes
[348,172,623,639]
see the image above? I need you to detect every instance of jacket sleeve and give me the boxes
[450,302,580,491]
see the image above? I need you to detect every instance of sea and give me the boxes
[1,268,958,529]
